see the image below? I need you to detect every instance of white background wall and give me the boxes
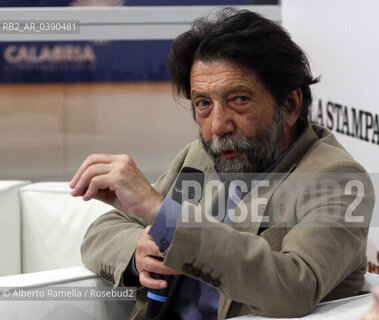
[282,0,379,275]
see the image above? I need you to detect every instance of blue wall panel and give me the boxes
[0,40,172,83]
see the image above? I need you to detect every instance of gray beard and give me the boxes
[200,108,284,174]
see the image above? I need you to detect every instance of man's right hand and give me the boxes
[135,226,180,290]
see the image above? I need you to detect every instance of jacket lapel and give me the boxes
[228,168,295,234]
[218,123,319,319]
[162,124,320,319]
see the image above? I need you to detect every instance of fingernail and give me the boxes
[159,282,166,288]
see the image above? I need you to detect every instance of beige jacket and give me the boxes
[81,123,375,319]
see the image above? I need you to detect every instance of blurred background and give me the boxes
[0,0,279,182]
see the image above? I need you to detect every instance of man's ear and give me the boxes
[283,88,302,129]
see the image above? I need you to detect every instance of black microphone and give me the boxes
[147,167,204,319]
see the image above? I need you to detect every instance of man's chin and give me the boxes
[214,154,249,174]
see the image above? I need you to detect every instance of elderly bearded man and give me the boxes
[71,8,374,320]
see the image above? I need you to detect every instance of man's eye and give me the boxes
[234,96,249,103]
[196,100,210,108]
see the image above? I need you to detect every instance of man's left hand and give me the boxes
[70,153,163,224]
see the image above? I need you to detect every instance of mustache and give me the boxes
[206,135,252,154]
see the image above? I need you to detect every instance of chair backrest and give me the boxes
[20,182,114,274]
[0,180,30,276]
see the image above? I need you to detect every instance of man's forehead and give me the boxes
[189,60,259,96]
[190,85,256,99]
[190,60,254,77]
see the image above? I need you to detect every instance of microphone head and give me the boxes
[172,167,204,204]
[147,167,205,319]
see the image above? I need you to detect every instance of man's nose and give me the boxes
[211,103,235,137]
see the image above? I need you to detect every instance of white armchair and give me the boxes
[0,181,113,276]
[0,266,135,320]
[0,180,30,276]
[20,182,113,274]
[0,267,378,320]
[0,180,378,319]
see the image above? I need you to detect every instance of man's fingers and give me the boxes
[138,227,162,258]
[70,154,113,189]
[135,241,162,274]
[142,256,180,275]
[139,270,167,290]
[146,239,162,257]
[82,174,112,201]
[71,163,110,197]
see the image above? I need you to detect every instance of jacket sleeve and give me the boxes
[80,143,193,287]
[160,164,375,317]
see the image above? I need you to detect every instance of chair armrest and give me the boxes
[0,266,135,320]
